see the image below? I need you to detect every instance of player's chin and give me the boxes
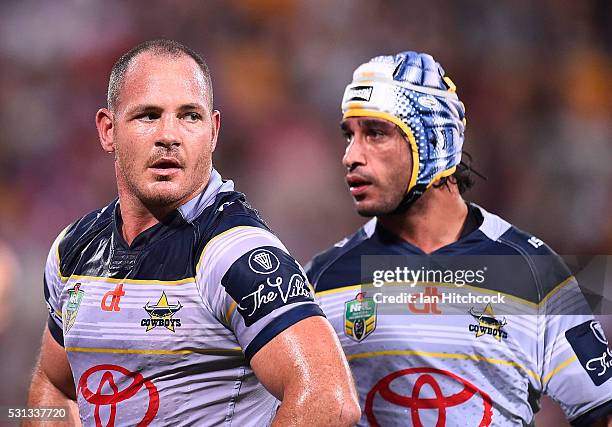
[143,182,185,205]
[353,192,400,217]
[354,199,385,218]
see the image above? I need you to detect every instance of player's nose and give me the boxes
[342,137,366,170]
[155,114,181,148]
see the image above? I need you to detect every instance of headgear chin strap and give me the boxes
[341,51,466,212]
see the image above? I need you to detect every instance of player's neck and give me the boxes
[117,179,212,246]
[116,192,169,246]
[378,185,468,254]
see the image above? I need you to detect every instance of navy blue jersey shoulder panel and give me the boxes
[496,225,573,299]
[197,193,271,241]
[306,224,373,293]
[308,212,572,304]
[570,400,612,427]
[58,200,116,278]
[193,193,272,272]
[55,191,271,282]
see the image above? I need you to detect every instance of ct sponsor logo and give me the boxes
[77,364,159,427]
[101,283,125,312]
[365,368,492,427]
[248,248,280,274]
[408,286,442,314]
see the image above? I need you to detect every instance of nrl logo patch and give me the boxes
[345,292,377,342]
[64,283,84,334]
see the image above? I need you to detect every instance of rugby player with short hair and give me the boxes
[27,39,360,426]
[306,52,611,426]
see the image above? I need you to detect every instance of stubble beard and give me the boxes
[115,147,212,212]
[354,171,410,218]
[355,187,405,218]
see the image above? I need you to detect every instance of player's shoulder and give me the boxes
[191,190,272,245]
[192,189,296,311]
[188,188,287,280]
[476,204,573,297]
[474,203,556,255]
[305,219,377,289]
[56,200,116,272]
[172,169,270,245]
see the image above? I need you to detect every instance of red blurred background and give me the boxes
[0,1,610,425]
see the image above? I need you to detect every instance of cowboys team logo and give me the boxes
[141,292,182,332]
[64,283,84,334]
[468,303,507,342]
[345,293,377,342]
[248,248,280,274]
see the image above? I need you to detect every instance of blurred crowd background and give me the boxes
[0,0,610,425]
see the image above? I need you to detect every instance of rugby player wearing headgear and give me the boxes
[27,39,360,426]
[306,51,612,426]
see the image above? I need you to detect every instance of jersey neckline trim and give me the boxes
[178,168,235,223]
[111,168,235,250]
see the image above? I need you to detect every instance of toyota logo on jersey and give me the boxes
[365,367,492,427]
[78,364,159,426]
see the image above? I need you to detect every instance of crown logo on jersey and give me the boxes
[64,283,85,334]
[248,248,280,274]
[141,292,182,332]
[468,303,507,342]
[345,292,377,342]
[254,252,272,270]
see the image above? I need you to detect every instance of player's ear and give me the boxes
[96,108,115,153]
[210,109,220,152]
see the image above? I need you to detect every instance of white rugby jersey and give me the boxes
[44,169,323,426]
[306,204,612,426]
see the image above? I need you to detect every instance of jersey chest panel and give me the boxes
[318,286,539,426]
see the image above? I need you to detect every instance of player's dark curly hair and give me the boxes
[432,151,478,194]
[107,39,213,112]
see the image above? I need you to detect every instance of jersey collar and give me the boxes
[370,203,510,255]
[112,168,235,250]
[178,168,235,223]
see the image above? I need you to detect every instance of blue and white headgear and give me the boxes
[342,51,466,210]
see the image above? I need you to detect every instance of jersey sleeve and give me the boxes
[538,262,612,425]
[43,227,70,346]
[196,225,324,362]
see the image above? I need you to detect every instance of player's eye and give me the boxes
[366,128,385,139]
[182,112,202,122]
[342,131,353,143]
[136,112,161,121]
